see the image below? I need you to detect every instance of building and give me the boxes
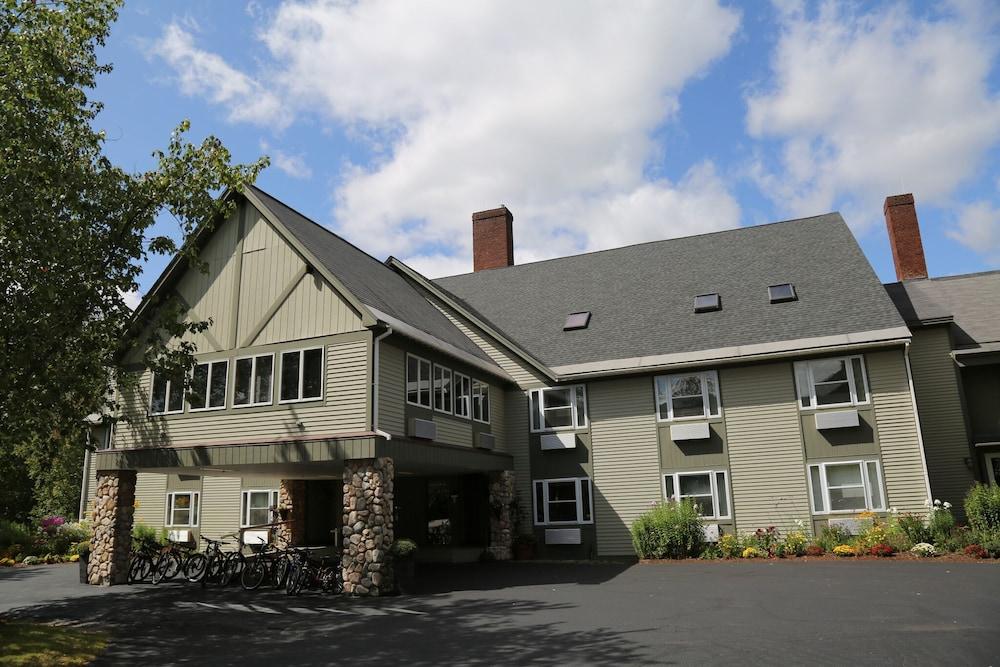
[79,186,991,593]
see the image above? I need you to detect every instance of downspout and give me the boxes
[903,341,934,504]
[372,325,393,440]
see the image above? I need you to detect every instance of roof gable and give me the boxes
[885,271,1000,349]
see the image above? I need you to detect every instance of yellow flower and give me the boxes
[858,511,876,520]
[833,544,855,557]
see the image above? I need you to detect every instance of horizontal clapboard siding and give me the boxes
[435,414,473,447]
[505,392,533,521]
[723,363,811,533]
[590,377,660,556]
[134,473,168,531]
[200,477,242,551]
[378,342,406,436]
[868,349,930,515]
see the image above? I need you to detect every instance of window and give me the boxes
[655,371,721,421]
[564,311,591,331]
[768,283,797,303]
[529,385,588,432]
[406,354,431,408]
[241,489,279,527]
[794,355,869,409]
[694,293,721,313]
[188,360,228,411]
[150,372,185,415]
[472,380,490,423]
[433,365,453,414]
[166,491,199,527]
[279,347,324,403]
[663,470,730,520]
[807,460,885,514]
[234,354,273,407]
[454,373,471,418]
[533,478,593,525]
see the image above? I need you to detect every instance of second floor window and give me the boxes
[529,386,587,432]
[150,372,184,415]
[655,371,721,421]
[166,491,199,527]
[406,354,431,408]
[280,348,324,403]
[794,355,869,409]
[454,373,471,418]
[472,380,490,423]
[234,354,273,407]
[188,360,228,411]
[433,365,453,414]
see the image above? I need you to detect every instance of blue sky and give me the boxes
[94,1,1000,302]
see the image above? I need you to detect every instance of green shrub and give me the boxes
[928,500,956,544]
[131,522,165,548]
[630,500,704,559]
[965,484,1000,534]
[0,520,33,549]
[816,524,852,552]
[976,531,1000,558]
[390,538,418,559]
[897,513,932,545]
[783,530,809,557]
[717,533,741,559]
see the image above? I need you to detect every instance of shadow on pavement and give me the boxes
[408,561,633,594]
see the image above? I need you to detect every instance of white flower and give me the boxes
[943,501,952,509]
[889,507,898,514]
[933,499,942,506]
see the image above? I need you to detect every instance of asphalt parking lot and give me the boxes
[2,559,999,665]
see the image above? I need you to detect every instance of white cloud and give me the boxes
[154,1,742,276]
[948,200,1000,261]
[260,140,313,180]
[746,1,1000,229]
[119,288,143,310]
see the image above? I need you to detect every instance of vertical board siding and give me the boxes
[200,476,242,550]
[253,274,363,345]
[868,349,931,514]
[504,391,533,527]
[723,363,811,534]
[236,213,303,345]
[907,329,975,511]
[134,473,168,531]
[589,377,661,556]
[378,342,406,436]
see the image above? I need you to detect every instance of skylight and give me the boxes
[564,311,591,331]
[694,293,721,313]
[768,283,797,303]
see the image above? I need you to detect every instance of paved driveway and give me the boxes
[2,560,999,665]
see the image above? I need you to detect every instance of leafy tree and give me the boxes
[0,0,268,518]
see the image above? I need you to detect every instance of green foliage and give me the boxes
[928,502,956,544]
[390,538,418,559]
[717,533,741,559]
[131,522,165,548]
[782,530,809,557]
[965,484,1000,534]
[816,524,852,552]
[976,532,1000,558]
[630,500,705,559]
[896,513,933,545]
[0,520,32,549]
[745,526,781,557]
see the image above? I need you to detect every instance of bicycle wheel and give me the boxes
[285,561,303,595]
[128,556,151,584]
[205,554,226,585]
[152,552,181,584]
[319,566,342,594]
[241,556,268,591]
[271,555,291,589]
[221,552,244,586]
[185,553,208,582]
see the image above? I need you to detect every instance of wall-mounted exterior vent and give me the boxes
[564,311,591,331]
[694,293,721,313]
[768,283,797,303]
[409,418,437,440]
[475,432,496,450]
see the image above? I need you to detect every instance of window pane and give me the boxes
[281,351,300,401]
[664,475,675,500]
[812,359,847,384]
[672,396,705,418]
[191,493,198,525]
[655,377,670,419]
[829,486,867,511]
[575,386,586,426]
[455,376,470,417]
[810,466,825,512]
[151,374,168,414]
[548,502,579,523]
[241,493,248,525]
[670,375,702,397]
[706,375,720,416]
[407,356,419,404]
[580,480,591,522]
[234,358,252,405]
[174,494,191,509]
[851,358,867,403]
[190,363,209,409]
[529,391,540,429]
[433,366,444,410]
[826,463,863,487]
[249,507,269,526]
[167,378,185,413]
[679,474,712,496]
[419,360,431,407]
[715,472,728,517]
[543,388,572,409]
[691,496,714,517]
[795,364,812,408]
[866,462,883,509]
[302,349,323,398]
[543,406,574,428]
[254,356,273,404]
[547,481,577,502]
[209,361,227,407]
[441,369,453,412]
[534,483,545,523]
[480,385,490,422]
[815,381,851,406]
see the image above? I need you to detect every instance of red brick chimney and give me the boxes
[884,193,928,281]
[472,206,514,272]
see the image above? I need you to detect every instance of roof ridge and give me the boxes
[435,212,842,280]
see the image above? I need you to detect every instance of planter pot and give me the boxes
[78,554,90,584]
[513,543,536,561]
[395,557,416,594]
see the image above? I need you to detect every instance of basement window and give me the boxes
[694,293,721,313]
[564,311,591,331]
[768,283,797,303]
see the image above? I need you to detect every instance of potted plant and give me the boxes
[76,541,91,583]
[390,538,418,594]
[513,533,537,560]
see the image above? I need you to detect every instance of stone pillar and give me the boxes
[342,458,394,596]
[275,479,307,547]
[87,470,137,585]
[489,470,515,560]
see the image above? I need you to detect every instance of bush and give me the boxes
[783,530,809,557]
[977,531,1000,558]
[832,544,855,557]
[630,500,704,559]
[0,558,15,567]
[928,500,955,544]
[964,544,987,559]
[131,522,164,549]
[390,538,418,559]
[804,544,825,557]
[816,525,852,552]
[910,542,936,557]
[0,520,33,550]
[869,543,895,557]
[746,526,781,557]
[965,484,1000,534]
[21,555,41,565]
[740,546,764,559]
[897,513,933,545]
[717,533,740,559]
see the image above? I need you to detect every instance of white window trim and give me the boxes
[807,459,886,515]
[165,491,200,527]
[472,379,491,424]
[661,470,731,520]
[532,477,594,526]
[454,372,471,418]
[278,346,325,405]
[405,353,432,409]
[794,355,870,411]
[149,372,185,416]
[240,489,279,528]
[188,359,229,413]
[233,353,275,408]
[529,385,588,433]
[433,364,454,415]
[654,371,722,422]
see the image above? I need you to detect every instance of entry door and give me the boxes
[986,453,1000,486]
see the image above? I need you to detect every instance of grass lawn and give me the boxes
[0,620,108,666]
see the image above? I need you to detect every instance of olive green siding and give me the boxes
[907,327,976,508]
[505,391,533,526]
[723,363,811,533]
[961,364,1000,442]
[867,349,931,514]
[200,476,242,550]
[589,376,660,556]
[134,473,167,531]
[378,341,406,436]
[80,452,99,520]
[799,406,880,459]
[658,421,729,470]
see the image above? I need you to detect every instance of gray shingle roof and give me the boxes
[249,186,495,364]
[435,214,907,368]
[885,271,1000,349]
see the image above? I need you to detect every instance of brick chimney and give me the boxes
[472,206,514,272]
[884,193,928,281]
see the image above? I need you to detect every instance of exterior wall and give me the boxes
[962,363,1000,442]
[199,476,242,551]
[907,327,976,509]
[133,473,168,533]
[378,341,407,436]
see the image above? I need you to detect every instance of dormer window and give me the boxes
[694,293,720,313]
[768,283,797,303]
[564,311,591,331]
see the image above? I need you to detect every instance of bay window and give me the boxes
[433,364,453,414]
[280,347,324,403]
[808,459,885,513]
[406,354,431,408]
[188,360,228,411]
[529,385,588,432]
[794,355,869,409]
[166,491,199,527]
[454,373,471,418]
[472,380,490,423]
[234,354,273,407]
[533,478,593,525]
[654,371,721,421]
[663,470,730,520]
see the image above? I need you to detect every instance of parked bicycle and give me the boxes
[285,547,343,596]
[151,539,196,584]
[185,536,232,585]
[127,536,163,584]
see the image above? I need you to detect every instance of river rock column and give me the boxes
[342,458,394,596]
[489,471,515,560]
[276,479,306,547]
[87,470,137,585]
